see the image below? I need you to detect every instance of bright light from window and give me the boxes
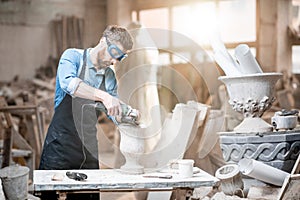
[172,2,217,46]
[292,46,300,73]
[219,0,256,42]
[136,0,256,63]
[131,11,137,22]
[158,53,170,65]
[139,8,169,29]
[171,0,255,45]
[139,8,170,48]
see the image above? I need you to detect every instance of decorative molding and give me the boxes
[229,96,275,118]
[221,141,300,162]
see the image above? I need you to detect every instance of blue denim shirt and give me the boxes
[54,48,118,119]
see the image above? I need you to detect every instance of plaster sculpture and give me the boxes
[215,164,244,197]
[139,102,201,169]
[219,72,282,133]
[117,101,205,175]
[118,124,145,174]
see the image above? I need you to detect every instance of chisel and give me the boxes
[142,175,172,179]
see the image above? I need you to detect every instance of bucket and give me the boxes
[0,165,29,200]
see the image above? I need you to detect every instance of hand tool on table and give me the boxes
[142,174,173,179]
[276,109,299,116]
[66,171,88,181]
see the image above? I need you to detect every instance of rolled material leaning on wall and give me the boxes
[238,158,289,186]
[234,44,263,74]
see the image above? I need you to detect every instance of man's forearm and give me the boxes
[73,81,109,102]
[74,81,122,116]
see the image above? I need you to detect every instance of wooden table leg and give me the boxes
[57,191,67,200]
[173,188,194,200]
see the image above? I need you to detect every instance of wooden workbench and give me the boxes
[33,168,219,199]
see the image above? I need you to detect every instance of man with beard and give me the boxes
[39,25,134,200]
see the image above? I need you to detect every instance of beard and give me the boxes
[96,59,111,70]
[96,52,112,69]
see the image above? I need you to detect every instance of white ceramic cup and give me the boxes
[178,159,194,178]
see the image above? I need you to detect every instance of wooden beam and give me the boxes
[291,154,300,175]
[132,0,230,11]
[2,127,13,168]
[0,105,37,111]
[0,97,13,168]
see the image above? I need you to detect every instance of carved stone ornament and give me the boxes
[218,73,282,133]
[229,96,275,118]
[219,131,300,173]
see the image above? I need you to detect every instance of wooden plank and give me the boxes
[0,97,13,168]
[72,16,78,48]
[277,174,300,200]
[67,16,73,48]
[62,15,68,52]
[282,175,300,199]
[291,154,300,175]
[277,153,300,200]
[11,149,32,157]
[0,105,36,115]
[0,103,43,169]
[78,18,84,48]
[0,98,35,178]
[2,127,13,168]
[32,78,55,91]
[36,108,46,149]
[25,114,39,168]
[53,20,62,58]
[247,186,281,200]
[133,0,213,10]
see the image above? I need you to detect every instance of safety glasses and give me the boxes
[105,36,128,62]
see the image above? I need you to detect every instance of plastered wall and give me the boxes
[0,0,106,81]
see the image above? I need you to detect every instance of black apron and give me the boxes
[39,49,105,170]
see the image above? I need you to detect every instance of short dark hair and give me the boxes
[103,25,133,51]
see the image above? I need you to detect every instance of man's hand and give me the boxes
[115,105,140,125]
[102,94,122,116]
[74,81,123,116]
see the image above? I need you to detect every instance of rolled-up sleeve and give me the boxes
[57,49,82,95]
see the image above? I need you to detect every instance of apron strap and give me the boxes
[79,49,106,91]
[79,49,88,79]
[100,74,105,91]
